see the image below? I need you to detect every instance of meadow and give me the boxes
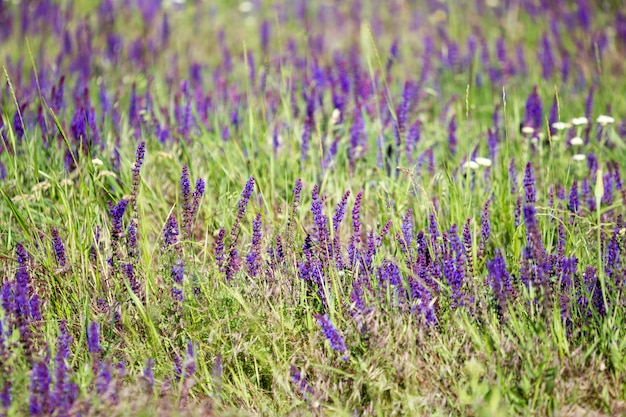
[1,0,626,415]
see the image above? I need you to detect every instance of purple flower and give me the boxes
[131,141,146,214]
[109,199,128,268]
[524,162,536,203]
[479,199,491,258]
[568,180,579,215]
[226,177,255,279]
[539,33,555,79]
[524,85,543,131]
[215,228,226,271]
[509,158,518,193]
[487,250,513,318]
[184,340,196,379]
[96,360,112,396]
[314,314,348,360]
[143,359,154,392]
[163,213,179,249]
[446,115,457,155]
[311,185,331,260]
[51,228,66,267]
[29,361,51,416]
[87,321,101,354]
[347,190,363,268]
[246,213,262,277]
[126,219,138,260]
[290,365,313,397]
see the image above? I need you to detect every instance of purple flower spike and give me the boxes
[87,321,101,354]
[130,141,146,215]
[246,213,262,277]
[163,213,179,249]
[314,314,348,360]
[29,361,51,416]
[524,162,536,204]
[524,85,543,132]
[51,228,66,267]
[290,365,313,398]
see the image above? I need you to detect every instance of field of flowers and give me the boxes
[1,0,626,415]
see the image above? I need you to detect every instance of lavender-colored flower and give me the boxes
[347,190,363,268]
[311,185,331,259]
[126,219,138,260]
[51,320,76,413]
[109,199,128,268]
[568,180,579,215]
[524,85,543,131]
[122,263,142,299]
[51,228,66,267]
[479,199,491,258]
[96,360,112,396]
[1,382,10,409]
[184,340,196,379]
[314,314,348,360]
[539,33,555,79]
[509,158,518,193]
[130,141,146,215]
[143,359,154,392]
[180,165,191,218]
[29,360,51,416]
[226,177,255,279]
[524,162,536,203]
[290,365,313,397]
[246,213,262,277]
[87,321,101,354]
[215,228,226,271]
[487,250,513,318]
[163,213,179,249]
[448,115,457,155]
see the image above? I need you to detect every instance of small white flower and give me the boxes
[462,160,480,170]
[521,126,535,135]
[238,1,253,12]
[474,157,492,167]
[91,158,103,166]
[572,154,586,162]
[571,117,588,126]
[551,121,570,131]
[569,137,584,146]
[330,108,341,125]
[596,115,615,126]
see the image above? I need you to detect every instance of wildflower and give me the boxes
[51,228,66,267]
[551,121,570,131]
[130,141,146,215]
[568,180,579,215]
[474,157,492,167]
[596,115,615,126]
[571,117,588,126]
[521,126,535,135]
[290,365,313,397]
[246,213,262,277]
[29,361,51,416]
[163,213,179,249]
[572,154,586,162]
[523,162,536,204]
[314,314,348,360]
[524,85,543,130]
[142,359,154,393]
[462,160,479,170]
[448,115,457,155]
[569,137,584,146]
[87,321,101,354]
